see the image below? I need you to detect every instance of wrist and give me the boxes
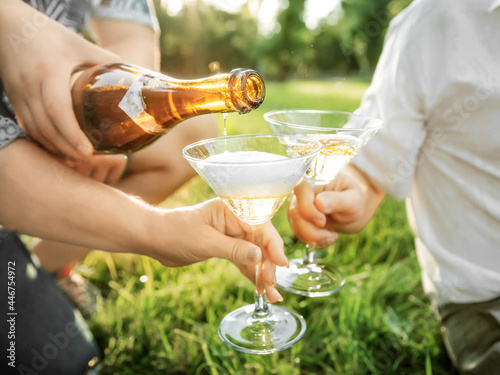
[137,206,184,267]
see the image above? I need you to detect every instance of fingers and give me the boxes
[32,94,86,160]
[264,284,283,303]
[292,180,327,227]
[291,213,339,248]
[289,191,338,247]
[211,230,262,267]
[42,76,94,160]
[315,189,361,215]
[11,75,92,161]
[12,101,57,156]
[88,155,127,184]
[35,42,121,160]
[103,156,128,185]
[236,263,283,303]
[9,43,119,162]
[260,259,283,302]
[314,187,364,228]
[211,218,286,302]
[261,221,287,267]
[192,200,288,303]
[63,155,127,185]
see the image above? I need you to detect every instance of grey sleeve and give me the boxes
[88,0,158,30]
[0,91,26,151]
[0,117,26,151]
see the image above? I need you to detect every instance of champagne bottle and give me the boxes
[71,63,265,154]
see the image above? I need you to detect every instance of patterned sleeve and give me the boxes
[0,89,26,151]
[88,0,158,31]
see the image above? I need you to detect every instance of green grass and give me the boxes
[83,78,457,374]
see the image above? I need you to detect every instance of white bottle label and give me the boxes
[118,77,164,134]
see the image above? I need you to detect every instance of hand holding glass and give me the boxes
[182,134,322,354]
[265,110,382,297]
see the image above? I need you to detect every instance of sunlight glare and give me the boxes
[162,0,183,16]
[161,0,340,34]
[303,0,340,29]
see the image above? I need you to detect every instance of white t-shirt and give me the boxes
[352,0,500,305]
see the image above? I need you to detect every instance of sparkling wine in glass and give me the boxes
[265,110,382,297]
[182,134,322,354]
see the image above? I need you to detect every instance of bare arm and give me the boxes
[0,139,155,252]
[89,17,160,70]
[0,139,285,301]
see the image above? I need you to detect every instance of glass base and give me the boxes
[217,304,306,354]
[276,258,346,297]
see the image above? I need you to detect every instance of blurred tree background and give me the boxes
[153,0,413,79]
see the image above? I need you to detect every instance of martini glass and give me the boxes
[182,134,322,354]
[264,109,382,297]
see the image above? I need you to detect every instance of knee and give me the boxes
[455,341,500,375]
[441,308,500,375]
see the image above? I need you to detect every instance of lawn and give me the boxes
[83,77,457,374]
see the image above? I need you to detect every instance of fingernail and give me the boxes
[318,195,330,205]
[313,217,324,227]
[320,234,337,247]
[318,196,332,213]
[329,232,338,242]
[65,159,78,168]
[247,247,259,262]
[269,287,283,302]
[77,143,92,157]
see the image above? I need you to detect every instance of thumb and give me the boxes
[315,188,361,215]
[293,180,326,227]
[209,231,262,266]
[74,40,122,71]
[85,46,121,65]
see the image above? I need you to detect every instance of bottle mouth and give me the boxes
[228,69,266,114]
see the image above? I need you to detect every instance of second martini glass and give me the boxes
[182,134,322,354]
[265,109,382,297]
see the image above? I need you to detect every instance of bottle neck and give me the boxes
[137,68,265,129]
[150,68,265,115]
[226,68,265,114]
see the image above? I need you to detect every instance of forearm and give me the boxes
[114,116,219,204]
[0,139,155,255]
[89,18,159,70]
[0,0,42,59]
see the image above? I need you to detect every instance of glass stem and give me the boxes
[304,243,317,265]
[304,182,321,266]
[251,224,270,317]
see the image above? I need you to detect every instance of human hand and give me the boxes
[288,169,367,247]
[152,199,287,303]
[0,1,119,161]
[67,155,128,186]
